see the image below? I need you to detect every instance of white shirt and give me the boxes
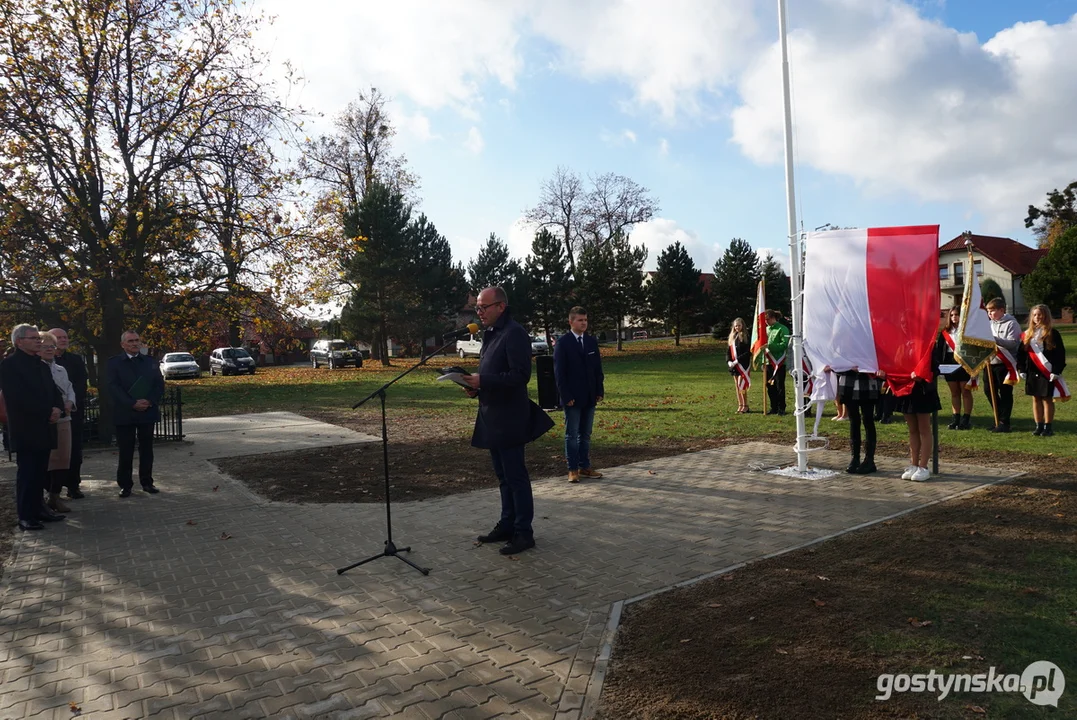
[47,360,76,410]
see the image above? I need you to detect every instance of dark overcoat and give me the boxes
[0,351,62,452]
[471,308,554,450]
[553,332,605,407]
[106,353,165,425]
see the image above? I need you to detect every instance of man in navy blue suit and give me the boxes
[463,286,554,556]
[107,331,165,497]
[553,306,605,483]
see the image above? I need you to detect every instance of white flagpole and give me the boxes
[778,0,808,471]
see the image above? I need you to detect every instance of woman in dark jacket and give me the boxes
[1019,304,1067,437]
[727,318,752,413]
[937,306,974,430]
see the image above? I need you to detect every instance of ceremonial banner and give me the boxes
[750,279,767,370]
[953,249,996,377]
[802,226,940,396]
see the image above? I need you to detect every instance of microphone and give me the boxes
[444,323,480,340]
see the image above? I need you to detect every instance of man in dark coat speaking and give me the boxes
[463,286,554,555]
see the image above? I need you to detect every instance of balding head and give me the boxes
[48,327,70,353]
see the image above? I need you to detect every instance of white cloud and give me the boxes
[398,111,437,142]
[465,126,485,154]
[731,0,1077,230]
[630,218,723,272]
[658,137,670,157]
[755,247,791,275]
[507,218,539,259]
[599,128,638,146]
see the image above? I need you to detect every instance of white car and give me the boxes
[160,352,201,380]
[530,336,550,356]
[457,334,482,358]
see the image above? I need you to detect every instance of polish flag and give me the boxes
[802,226,940,396]
[749,279,767,368]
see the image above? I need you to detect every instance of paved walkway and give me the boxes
[0,414,1020,719]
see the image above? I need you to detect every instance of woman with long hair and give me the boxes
[727,318,752,413]
[938,306,974,430]
[1019,304,1067,437]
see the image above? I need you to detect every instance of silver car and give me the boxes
[160,352,201,380]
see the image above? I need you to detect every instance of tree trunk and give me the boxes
[96,296,126,444]
[379,315,390,366]
[616,315,624,351]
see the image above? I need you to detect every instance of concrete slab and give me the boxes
[0,425,1022,720]
[178,411,379,460]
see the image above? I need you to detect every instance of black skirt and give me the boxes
[1024,367,1054,398]
[837,372,880,403]
[894,380,942,415]
[943,367,971,383]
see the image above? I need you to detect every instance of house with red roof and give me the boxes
[937,234,1046,317]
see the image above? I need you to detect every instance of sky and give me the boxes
[253,0,1077,276]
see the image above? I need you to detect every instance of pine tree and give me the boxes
[648,242,705,346]
[710,238,761,336]
[526,229,573,341]
[759,254,791,320]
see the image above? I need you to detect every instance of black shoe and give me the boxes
[142,485,160,494]
[994,423,1011,434]
[66,487,85,499]
[1042,424,1054,437]
[1033,423,1044,436]
[38,510,65,522]
[852,460,877,475]
[18,520,45,531]
[477,523,513,544]
[119,488,132,498]
[499,536,536,555]
[880,416,893,425]
[958,414,971,430]
[846,459,860,474]
[947,414,960,430]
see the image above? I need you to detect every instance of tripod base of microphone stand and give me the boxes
[336,540,430,576]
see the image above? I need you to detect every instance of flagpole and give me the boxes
[778,0,808,471]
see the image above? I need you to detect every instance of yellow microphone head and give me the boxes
[467,323,480,334]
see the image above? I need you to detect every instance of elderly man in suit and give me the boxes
[463,286,554,556]
[553,306,605,483]
[107,330,165,497]
[0,324,64,530]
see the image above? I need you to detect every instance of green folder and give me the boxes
[128,375,151,400]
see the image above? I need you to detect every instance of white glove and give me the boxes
[1019,372,1027,381]
[1050,373,1058,382]
[727,361,736,368]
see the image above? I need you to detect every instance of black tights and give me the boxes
[847,399,877,454]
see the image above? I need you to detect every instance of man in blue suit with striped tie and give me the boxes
[553,306,605,483]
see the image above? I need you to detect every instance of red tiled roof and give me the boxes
[938,234,1046,275]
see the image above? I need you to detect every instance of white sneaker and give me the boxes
[910,467,931,482]
[901,466,917,480]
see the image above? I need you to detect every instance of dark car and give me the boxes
[310,339,363,369]
[209,347,256,376]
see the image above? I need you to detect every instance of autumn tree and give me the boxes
[648,242,705,346]
[1025,181,1077,249]
[0,0,293,433]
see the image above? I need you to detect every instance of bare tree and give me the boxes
[581,172,660,247]
[524,166,585,275]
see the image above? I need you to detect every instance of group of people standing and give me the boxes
[725,298,1067,483]
[1,326,165,531]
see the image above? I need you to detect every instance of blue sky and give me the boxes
[257,0,1077,276]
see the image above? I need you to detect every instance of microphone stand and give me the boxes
[337,337,464,576]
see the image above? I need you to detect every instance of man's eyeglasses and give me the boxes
[40,344,56,349]
[19,335,42,342]
[476,301,504,312]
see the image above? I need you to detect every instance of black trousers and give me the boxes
[115,423,155,489]
[16,449,50,522]
[490,445,533,540]
[766,364,787,412]
[65,409,84,490]
[982,364,1013,425]
[847,400,877,456]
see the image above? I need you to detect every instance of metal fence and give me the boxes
[81,386,184,444]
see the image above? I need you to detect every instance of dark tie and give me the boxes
[578,335,584,351]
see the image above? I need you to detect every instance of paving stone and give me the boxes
[0,425,1017,720]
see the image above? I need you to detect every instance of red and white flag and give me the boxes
[750,279,767,370]
[802,226,940,396]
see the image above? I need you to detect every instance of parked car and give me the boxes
[632,330,649,340]
[310,339,363,369]
[160,352,201,380]
[457,333,482,358]
[209,347,256,376]
[530,336,550,356]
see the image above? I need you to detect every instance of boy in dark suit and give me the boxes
[553,306,605,483]
[106,331,165,497]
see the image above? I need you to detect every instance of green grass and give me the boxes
[178,326,1077,457]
